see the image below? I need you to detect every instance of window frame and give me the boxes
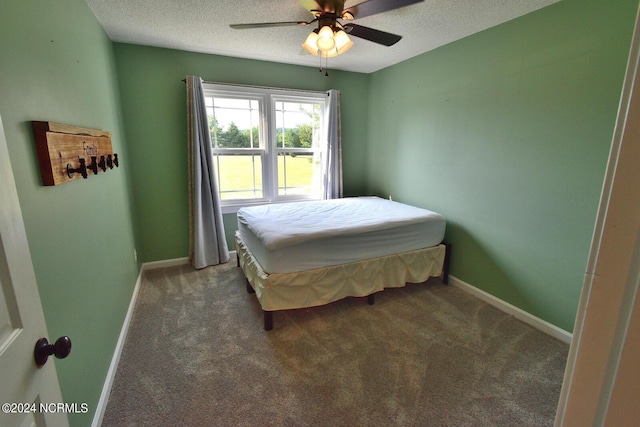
[203,83,327,214]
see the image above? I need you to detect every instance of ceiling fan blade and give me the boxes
[297,0,323,12]
[230,21,312,29]
[343,0,424,20]
[342,23,402,46]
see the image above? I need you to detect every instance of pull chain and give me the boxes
[317,51,330,77]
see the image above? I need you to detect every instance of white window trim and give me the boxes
[203,83,327,214]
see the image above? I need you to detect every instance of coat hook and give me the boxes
[98,155,107,172]
[66,158,87,179]
[87,156,98,175]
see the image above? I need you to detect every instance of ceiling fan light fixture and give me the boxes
[333,30,353,54]
[316,25,336,52]
[303,27,352,58]
[302,30,320,55]
[321,48,338,58]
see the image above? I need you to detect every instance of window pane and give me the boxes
[277,152,321,196]
[214,153,263,200]
[275,101,323,197]
[207,97,260,149]
[275,102,322,149]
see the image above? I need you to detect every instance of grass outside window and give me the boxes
[216,154,318,200]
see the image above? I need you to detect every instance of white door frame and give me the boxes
[555,4,640,426]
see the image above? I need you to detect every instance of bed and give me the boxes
[235,196,451,330]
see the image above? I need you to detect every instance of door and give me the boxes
[0,115,69,427]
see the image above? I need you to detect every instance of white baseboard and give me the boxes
[141,257,190,271]
[91,257,190,426]
[449,275,573,344]
[91,267,144,427]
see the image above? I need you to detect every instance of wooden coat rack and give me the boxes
[32,121,119,186]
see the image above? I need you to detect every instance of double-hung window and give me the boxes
[203,84,327,213]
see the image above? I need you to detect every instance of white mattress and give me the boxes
[237,197,445,273]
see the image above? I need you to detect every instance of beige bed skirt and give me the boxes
[235,232,447,312]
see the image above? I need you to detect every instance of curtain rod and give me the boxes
[181,78,329,96]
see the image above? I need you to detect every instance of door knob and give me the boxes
[34,336,72,367]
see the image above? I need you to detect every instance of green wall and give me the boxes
[113,44,370,259]
[1,0,637,423]
[0,1,138,426]
[366,0,639,332]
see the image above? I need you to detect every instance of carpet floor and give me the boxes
[102,258,568,426]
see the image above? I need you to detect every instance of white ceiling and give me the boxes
[85,0,560,74]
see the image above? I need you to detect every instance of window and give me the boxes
[203,84,327,213]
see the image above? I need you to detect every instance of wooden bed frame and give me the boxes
[236,232,452,331]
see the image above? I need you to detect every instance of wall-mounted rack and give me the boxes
[31,121,119,186]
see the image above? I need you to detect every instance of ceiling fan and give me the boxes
[230,0,425,57]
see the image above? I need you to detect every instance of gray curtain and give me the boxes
[322,89,343,199]
[186,75,230,268]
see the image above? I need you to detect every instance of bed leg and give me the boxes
[246,282,255,294]
[264,311,273,331]
[442,243,452,285]
[367,294,375,305]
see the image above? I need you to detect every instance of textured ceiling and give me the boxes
[85,0,560,74]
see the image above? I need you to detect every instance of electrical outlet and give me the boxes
[133,249,138,262]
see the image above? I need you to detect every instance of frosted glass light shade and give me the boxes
[333,30,353,54]
[302,31,319,55]
[316,26,336,52]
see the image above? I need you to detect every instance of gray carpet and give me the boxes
[102,258,568,426]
